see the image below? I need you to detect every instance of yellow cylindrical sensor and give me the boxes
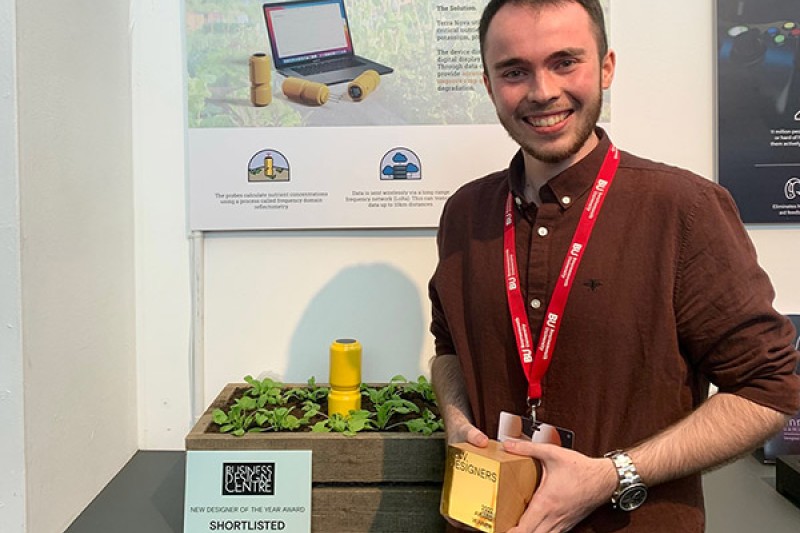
[328,338,362,417]
[250,85,272,107]
[249,53,272,106]
[282,77,329,106]
[347,69,380,102]
[249,53,271,84]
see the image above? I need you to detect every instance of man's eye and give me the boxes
[503,69,525,80]
[556,59,577,69]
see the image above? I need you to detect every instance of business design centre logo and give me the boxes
[222,463,275,496]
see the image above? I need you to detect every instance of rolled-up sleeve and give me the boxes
[675,183,800,414]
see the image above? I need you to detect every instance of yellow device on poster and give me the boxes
[249,53,272,107]
[282,77,330,106]
[347,69,380,102]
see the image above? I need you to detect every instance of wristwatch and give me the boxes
[605,450,648,511]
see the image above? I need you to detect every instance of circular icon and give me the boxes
[380,148,421,180]
[248,149,290,182]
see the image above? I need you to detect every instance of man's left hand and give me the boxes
[503,440,617,533]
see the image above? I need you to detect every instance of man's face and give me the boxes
[482,2,615,165]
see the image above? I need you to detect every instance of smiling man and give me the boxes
[429,1,800,532]
[483,0,612,171]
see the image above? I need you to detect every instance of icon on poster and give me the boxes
[786,177,800,199]
[248,150,290,182]
[380,148,421,180]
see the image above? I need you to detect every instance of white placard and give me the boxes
[184,450,312,532]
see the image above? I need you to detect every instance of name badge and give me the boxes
[497,411,575,449]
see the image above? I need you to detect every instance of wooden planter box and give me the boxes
[186,383,446,533]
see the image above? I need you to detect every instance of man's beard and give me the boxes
[498,89,603,164]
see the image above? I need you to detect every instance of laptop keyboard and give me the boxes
[292,57,363,76]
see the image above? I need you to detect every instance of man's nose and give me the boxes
[526,71,559,104]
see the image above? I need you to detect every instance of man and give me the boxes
[429,1,800,531]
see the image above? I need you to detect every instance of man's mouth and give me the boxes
[525,111,572,128]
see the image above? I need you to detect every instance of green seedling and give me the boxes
[405,408,445,436]
[213,375,443,437]
[376,398,419,430]
[312,411,376,436]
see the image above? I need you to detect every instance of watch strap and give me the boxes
[605,449,647,511]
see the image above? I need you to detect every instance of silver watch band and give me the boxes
[605,450,648,511]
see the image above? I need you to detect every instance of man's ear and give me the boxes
[483,72,494,101]
[601,49,616,90]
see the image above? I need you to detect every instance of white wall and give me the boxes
[138,0,800,453]
[132,0,194,451]
[202,229,439,400]
[15,1,138,531]
[0,0,25,530]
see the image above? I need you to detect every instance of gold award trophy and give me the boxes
[440,440,539,533]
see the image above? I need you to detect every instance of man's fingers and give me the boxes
[502,439,557,459]
[466,426,489,447]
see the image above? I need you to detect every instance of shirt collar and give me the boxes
[509,127,613,211]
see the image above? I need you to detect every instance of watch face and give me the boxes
[619,485,648,511]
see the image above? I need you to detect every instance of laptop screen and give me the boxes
[264,0,354,68]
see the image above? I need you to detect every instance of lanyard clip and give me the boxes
[527,397,541,424]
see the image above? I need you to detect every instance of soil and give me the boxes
[209,386,443,434]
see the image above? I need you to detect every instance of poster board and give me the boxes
[717,0,800,223]
[185,0,610,230]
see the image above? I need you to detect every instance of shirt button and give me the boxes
[515,196,522,206]
[562,196,572,205]
[530,298,541,309]
[537,227,549,237]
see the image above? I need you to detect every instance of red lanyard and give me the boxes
[504,144,620,404]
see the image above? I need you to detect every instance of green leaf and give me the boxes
[347,418,372,433]
[281,415,301,430]
[311,421,331,432]
[238,396,257,411]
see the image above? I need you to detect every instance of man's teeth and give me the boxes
[528,112,569,127]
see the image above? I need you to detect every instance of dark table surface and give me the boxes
[65,450,800,532]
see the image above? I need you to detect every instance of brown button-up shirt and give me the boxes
[430,130,800,531]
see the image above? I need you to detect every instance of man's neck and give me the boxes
[521,132,600,205]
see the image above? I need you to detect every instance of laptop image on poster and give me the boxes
[263,0,393,86]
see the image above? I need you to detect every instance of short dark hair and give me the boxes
[479,0,608,70]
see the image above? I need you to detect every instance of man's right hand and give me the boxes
[443,422,490,531]
[448,421,490,448]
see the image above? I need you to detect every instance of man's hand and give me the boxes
[503,441,617,533]
[448,420,490,448]
[442,421,490,531]
[430,353,490,449]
